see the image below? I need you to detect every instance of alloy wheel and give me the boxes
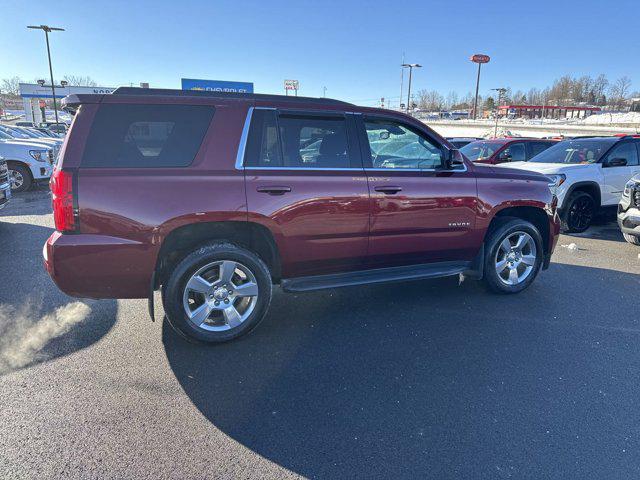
[182,260,259,332]
[494,231,537,286]
[568,196,593,231]
[9,169,23,190]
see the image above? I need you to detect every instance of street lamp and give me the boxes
[27,24,65,125]
[491,87,507,138]
[402,63,422,114]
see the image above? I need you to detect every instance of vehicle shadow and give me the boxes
[0,221,117,375]
[163,264,640,478]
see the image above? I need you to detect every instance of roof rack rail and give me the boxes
[111,87,353,106]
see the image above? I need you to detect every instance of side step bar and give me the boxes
[281,261,471,293]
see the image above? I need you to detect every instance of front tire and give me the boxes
[623,233,640,246]
[162,243,272,343]
[483,218,544,294]
[561,191,595,233]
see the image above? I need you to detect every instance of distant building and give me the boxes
[497,104,601,119]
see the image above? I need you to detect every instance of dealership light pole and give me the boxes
[491,87,507,138]
[470,54,490,120]
[27,24,65,125]
[402,63,421,114]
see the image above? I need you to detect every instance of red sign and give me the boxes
[470,54,490,64]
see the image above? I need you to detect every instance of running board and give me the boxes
[281,261,471,293]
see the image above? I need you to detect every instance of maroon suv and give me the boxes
[460,138,557,165]
[44,88,560,343]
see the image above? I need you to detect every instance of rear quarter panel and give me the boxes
[58,100,249,298]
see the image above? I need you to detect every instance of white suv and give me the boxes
[495,136,640,232]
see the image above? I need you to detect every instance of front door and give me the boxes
[601,140,640,206]
[357,115,479,268]
[243,107,370,278]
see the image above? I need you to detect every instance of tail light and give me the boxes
[50,169,77,232]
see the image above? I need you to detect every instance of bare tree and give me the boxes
[1,76,23,96]
[417,89,444,111]
[62,75,98,87]
[609,76,632,109]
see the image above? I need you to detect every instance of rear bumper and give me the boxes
[44,231,155,298]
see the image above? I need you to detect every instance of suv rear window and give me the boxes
[82,104,214,168]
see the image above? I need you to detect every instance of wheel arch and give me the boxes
[563,181,601,208]
[488,205,551,255]
[154,221,282,288]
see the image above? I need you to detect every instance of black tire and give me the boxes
[561,191,595,233]
[483,218,544,294]
[8,163,33,192]
[162,243,272,343]
[623,233,640,246]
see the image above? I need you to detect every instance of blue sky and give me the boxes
[1,0,638,106]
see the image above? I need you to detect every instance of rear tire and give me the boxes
[162,243,272,343]
[483,218,544,294]
[623,233,640,246]
[561,191,595,233]
[8,163,32,192]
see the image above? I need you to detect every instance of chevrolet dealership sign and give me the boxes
[181,78,254,93]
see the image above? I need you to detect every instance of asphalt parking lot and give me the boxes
[1,188,639,479]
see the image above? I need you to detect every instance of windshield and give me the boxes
[460,141,500,161]
[530,138,617,164]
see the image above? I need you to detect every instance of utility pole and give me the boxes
[28,25,65,125]
[322,86,327,98]
[491,87,507,138]
[399,52,405,110]
[402,63,422,114]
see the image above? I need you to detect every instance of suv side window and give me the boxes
[530,141,553,158]
[245,111,352,169]
[82,104,214,168]
[501,142,526,161]
[606,142,639,166]
[364,119,443,169]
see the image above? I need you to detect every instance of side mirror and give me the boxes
[607,157,627,167]
[443,149,465,169]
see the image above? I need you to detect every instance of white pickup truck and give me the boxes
[496,135,640,232]
[0,137,54,192]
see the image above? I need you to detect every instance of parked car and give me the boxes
[15,121,35,127]
[446,137,483,149]
[0,125,62,162]
[44,87,560,343]
[39,122,68,135]
[618,174,640,245]
[0,157,11,209]
[496,135,640,232]
[0,136,54,192]
[460,138,557,165]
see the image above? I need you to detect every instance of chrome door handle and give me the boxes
[256,186,292,195]
[374,185,402,194]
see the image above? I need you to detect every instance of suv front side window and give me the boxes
[500,142,526,162]
[605,142,639,166]
[365,120,443,169]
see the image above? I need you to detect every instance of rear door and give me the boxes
[601,140,640,205]
[357,115,478,268]
[243,107,370,278]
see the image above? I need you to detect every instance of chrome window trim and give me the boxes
[235,106,254,170]
[244,167,365,171]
